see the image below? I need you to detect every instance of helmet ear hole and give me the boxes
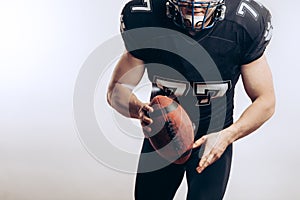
[215,5,226,21]
[166,2,172,18]
[166,1,178,19]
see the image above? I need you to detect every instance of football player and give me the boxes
[107,0,275,199]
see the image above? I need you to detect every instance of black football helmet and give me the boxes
[166,0,226,31]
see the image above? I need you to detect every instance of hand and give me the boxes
[138,103,154,133]
[192,131,231,173]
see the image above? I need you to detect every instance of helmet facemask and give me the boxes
[167,0,226,31]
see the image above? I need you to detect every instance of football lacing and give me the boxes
[166,118,186,155]
[166,119,177,139]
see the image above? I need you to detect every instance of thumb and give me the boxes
[192,136,207,149]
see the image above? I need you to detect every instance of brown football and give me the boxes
[144,95,194,164]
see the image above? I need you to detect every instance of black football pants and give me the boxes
[134,139,232,200]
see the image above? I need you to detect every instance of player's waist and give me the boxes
[192,116,233,139]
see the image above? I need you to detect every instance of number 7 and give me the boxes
[236,1,259,21]
[131,0,152,12]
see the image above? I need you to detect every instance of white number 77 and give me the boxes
[154,76,231,106]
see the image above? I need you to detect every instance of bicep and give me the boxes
[241,54,275,102]
[108,51,145,93]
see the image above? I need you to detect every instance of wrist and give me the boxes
[129,101,142,119]
[220,123,240,144]
[129,95,146,119]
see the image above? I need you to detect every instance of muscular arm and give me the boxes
[107,51,153,123]
[194,54,275,173]
[223,54,275,142]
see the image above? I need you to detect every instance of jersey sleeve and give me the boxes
[120,0,156,61]
[239,2,273,65]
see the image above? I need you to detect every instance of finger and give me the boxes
[142,125,152,134]
[199,155,208,168]
[197,150,219,173]
[196,166,203,173]
[140,104,153,123]
[192,136,207,149]
[142,104,154,113]
[205,153,215,166]
[196,156,211,173]
[142,115,153,125]
[196,157,206,173]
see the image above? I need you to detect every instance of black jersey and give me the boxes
[120,0,272,137]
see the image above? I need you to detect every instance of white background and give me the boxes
[0,0,299,199]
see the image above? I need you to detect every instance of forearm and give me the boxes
[107,83,143,119]
[222,96,275,144]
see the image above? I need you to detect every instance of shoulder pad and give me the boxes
[121,0,167,31]
[225,0,272,40]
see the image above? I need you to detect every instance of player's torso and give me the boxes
[121,0,270,135]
